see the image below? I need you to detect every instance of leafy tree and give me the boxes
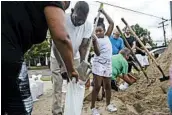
[24,39,51,64]
[123,24,156,47]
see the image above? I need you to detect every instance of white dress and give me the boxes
[92,36,112,77]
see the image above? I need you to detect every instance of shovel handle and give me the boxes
[116,25,149,82]
[121,18,166,79]
[121,18,128,27]
[91,3,104,35]
[85,3,103,62]
[121,18,159,66]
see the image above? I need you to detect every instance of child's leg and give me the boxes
[101,81,105,100]
[91,74,103,109]
[103,77,111,106]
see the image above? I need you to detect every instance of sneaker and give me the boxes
[91,108,100,115]
[106,104,117,112]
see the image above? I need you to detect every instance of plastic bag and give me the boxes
[29,80,39,102]
[64,79,85,115]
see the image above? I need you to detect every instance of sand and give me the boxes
[32,41,172,115]
[82,41,172,115]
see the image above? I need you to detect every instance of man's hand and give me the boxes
[70,69,79,83]
[61,69,79,83]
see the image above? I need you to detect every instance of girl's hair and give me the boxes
[94,17,105,31]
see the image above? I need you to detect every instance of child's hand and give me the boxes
[99,8,105,14]
[92,34,98,42]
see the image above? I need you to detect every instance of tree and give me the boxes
[123,24,157,47]
[24,39,51,66]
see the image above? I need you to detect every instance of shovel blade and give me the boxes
[159,76,169,82]
[76,60,91,82]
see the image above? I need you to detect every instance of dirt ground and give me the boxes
[32,41,172,115]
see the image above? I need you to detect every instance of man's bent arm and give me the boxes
[44,6,75,74]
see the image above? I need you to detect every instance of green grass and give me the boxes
[40,76,51,81]
[28,66,49,70]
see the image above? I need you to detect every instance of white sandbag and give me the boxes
[64,79,85,115]
[37,74,42,80]
[35,80,44,96]
[30,81,39,102]
[135,54,149,67]
[135,54,144,67]
[119,82,129,91]
[32,75,37,81]
[142,55,149,66]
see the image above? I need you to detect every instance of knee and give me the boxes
[104,83,111,91]
[94,85,101,92]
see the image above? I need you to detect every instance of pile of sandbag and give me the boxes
[29,74,44,102]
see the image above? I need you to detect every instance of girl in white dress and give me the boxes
[91,8,117,115]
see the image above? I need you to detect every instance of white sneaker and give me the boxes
[91,108,100,115]
[106,104,117,112]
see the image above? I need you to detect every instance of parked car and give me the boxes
[149,47,167,58]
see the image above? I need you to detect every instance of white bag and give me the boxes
[64,79,85,115]
[29,80,39,102]
[35,80,44,96]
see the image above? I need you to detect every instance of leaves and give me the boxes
[124,24,156,47]
[24,39,51,61]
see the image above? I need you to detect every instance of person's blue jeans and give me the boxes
[168,87,172,113]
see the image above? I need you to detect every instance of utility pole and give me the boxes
[158,18,168,46]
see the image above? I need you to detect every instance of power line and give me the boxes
[96,1,169,21]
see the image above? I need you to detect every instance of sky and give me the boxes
[66,0,172,46]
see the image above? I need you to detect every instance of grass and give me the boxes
[28,66,49,70]
[40,76,51,81]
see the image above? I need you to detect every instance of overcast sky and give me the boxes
[66,0,171,45]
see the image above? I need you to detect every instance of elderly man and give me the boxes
[111,48,136,90]
[109,30,124,55]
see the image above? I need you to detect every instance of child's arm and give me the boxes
[100,9,114,37]
[92,34,100,56]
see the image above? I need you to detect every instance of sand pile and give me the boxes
[83,41,172,115]
[32,41,172,115]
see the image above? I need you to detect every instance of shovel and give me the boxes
[76,3,104,83]
[116,25,150,84]
[121,18,169,82]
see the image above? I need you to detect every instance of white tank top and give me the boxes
[93,36,112,62]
